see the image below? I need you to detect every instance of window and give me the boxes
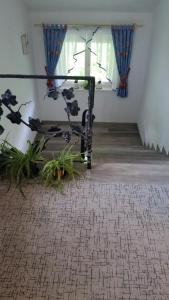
[56,27,119,89]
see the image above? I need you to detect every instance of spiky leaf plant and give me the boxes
[0,137,46,196]
[41,146,81,190]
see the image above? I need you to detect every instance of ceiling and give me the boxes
[24,0,160,12]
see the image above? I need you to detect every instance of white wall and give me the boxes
[138,0,169,152]
[0,0,39,152]
[30,11,153,123]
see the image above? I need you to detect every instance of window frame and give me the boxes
[56,27,118,90]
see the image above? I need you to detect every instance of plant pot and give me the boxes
[23,162,40,178]
[31,163,40,177]
[0,153,7,176]
[54,168,65,178]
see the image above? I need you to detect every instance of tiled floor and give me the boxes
[1,124,169,299]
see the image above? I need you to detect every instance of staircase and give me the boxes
[37,122,169,165]
[36,122,82,159]
[93,123,169,164]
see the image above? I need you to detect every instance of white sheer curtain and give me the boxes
[56,26,119,89]
[56,27,86,77]
[90,27,119,88]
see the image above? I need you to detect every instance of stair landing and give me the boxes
[37,122,169,184]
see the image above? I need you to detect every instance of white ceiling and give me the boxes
[24,0,160,12]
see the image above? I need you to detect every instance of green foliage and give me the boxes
[42,146,81,190]
[82,80,89,90]
[0,138,46,195]
[0,140,84,195]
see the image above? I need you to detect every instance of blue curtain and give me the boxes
[43,24,67,89]
[111,25,135,98]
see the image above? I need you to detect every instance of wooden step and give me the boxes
[36,122,169,164]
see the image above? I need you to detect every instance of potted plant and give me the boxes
[41,146,81,190]
[82,80,89,90]
[74,80,79,89]
[0,137,46,195]
[96,80,102,89]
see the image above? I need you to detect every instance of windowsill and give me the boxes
[60,86,113,92]
[59,81,115,92]
[74,88,113,92]
[95,88,113,91]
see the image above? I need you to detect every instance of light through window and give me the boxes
[56,26,119,88]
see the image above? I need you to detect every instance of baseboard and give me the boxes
[144,142,168,156]
[41,120,138,129]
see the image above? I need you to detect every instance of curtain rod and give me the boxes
[34,23,143,28]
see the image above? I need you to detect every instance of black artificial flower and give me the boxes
[63,131,71,143]
[29,117,41,131]
[0,125,4,135]
[0,106,3,116]
[62,88,74,100]
[1,89,18,106]
[48,88,59,100]
[7,111,22,124]
[65,100,80,116]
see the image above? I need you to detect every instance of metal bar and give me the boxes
[34,23,143,28]
[2,101,31,129]
[0,74,95,169]
[86,77,95,169]
[0,74,95,81]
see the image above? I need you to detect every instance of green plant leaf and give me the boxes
[0,137,46,196]
[41,145,82,191]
